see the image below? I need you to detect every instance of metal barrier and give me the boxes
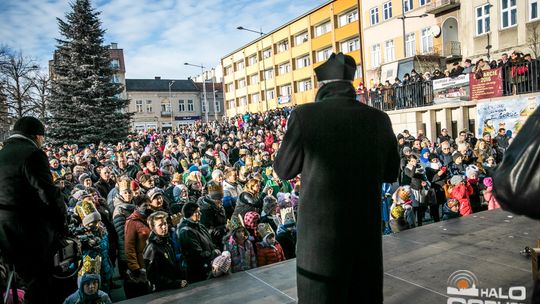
[501,60,540,96]
[361,81,434,111]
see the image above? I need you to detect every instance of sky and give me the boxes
[0,0,328,79]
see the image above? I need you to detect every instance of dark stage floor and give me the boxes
[117,209,540,303]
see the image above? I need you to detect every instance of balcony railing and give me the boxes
[161,111,172,117]
[426,0,460,15]
[443,41,461,57]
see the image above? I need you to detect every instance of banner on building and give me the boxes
[433,74,470,104]
[470,68,503,100]
[174,116,201,121]
[278,96,291,105]
[476,96,540,138]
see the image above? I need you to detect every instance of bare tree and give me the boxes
[0,48,38,119]
[31,72,50,119]
[528,22,540,59]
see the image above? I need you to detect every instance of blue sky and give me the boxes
[0,0,328,79]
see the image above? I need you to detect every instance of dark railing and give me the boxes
[443,41,461,57]
[359,81,434,111]
[501,60,540,96]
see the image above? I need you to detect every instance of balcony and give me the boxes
[160,111,172,117]
[443,41,461,58]
[426,0,460,15]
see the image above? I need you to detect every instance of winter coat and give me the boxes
[484,187,501,210]
[222,180,242,218]
[63,273,112,304]
[143,232,186,292]
[176,219,218,283]
[264,179,292,195]
[125,210,151,271]
[451,184,473,216]
[94,178,115,200]
[442,201,461,221]
[232,191,265,220]
[112,196,135,263]
[197,196,227,249]
[256,239,286,267]
[224,235,257,273]
[273,81,399,303]
[276,224,296,259]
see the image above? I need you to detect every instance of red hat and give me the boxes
[130,180,140,191]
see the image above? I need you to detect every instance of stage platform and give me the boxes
[118,209,540,303]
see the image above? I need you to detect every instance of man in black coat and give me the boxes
[274,53,400,303]
[0,116,67,304]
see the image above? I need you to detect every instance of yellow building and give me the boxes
[221,0,363,117]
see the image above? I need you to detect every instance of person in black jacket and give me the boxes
[0,116,67,304]
[274,53,399,304]
[231,178,271,220]
[197,181,227,249]
[144,211,187,292]
[177,203,220,283]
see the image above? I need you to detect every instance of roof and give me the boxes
[222,0,335,60]
[126,79,199,92]
[194,82,223,92]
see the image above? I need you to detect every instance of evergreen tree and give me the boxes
[48,0,131,145]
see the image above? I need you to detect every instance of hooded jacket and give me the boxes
[63,273,112,304]
[255,235,286,267]
[143,232,186,292]
[124,209,151,271]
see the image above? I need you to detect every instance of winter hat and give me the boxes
[277,192,292,208]
[483,177,494,188]
[243,211,260,231]
[262,195,278,216]
[207,181,224,200]
[452,152,463,162]
[428,154,439,162]
[314,52,356,81]
[130,180,140,191]
[13,116,45,136]
[450,175,464,186]
[72,189,89,202]
[75,199,102,226]
[402,147,412,154]
[147,187,164,201]
[189,165,199,173]
[78,173,91,185]
[465,165,479,178]
[182,202,199,218]
[161,159,172,167]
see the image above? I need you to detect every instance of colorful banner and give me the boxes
[476,96,540,138]
[470,68,503,100]
[433,74,470,104]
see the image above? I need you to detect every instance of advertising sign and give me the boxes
[476,96,539,138]
[433,74,470,104]
[470,68,503,100]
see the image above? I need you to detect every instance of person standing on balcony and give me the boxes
[462,59,475,74]
[274,52,399,304]
[449,61,464,77]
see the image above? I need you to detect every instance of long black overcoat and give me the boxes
[274,81,399,303]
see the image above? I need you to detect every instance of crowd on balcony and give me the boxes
[358,50,540,111]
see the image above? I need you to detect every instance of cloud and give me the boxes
[0,0,328,79]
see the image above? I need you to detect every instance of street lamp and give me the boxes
[184,62,209,123]
[237,26,268,113]
[398,3,428,58]
[168,80,175,131]
[211,68,218,121]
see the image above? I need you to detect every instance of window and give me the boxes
[383,2,393,20]
[476,4,491,35]
[225,82,234,93]
[532,0,539,20]
[297,79,312,92]
[501,0,517,29]
[136,100,143,113]
[421,28,434,54]
[404,0,413,13]
[250,73,258,85]
[161,103,171,112]
[279,85,292,97]
[262,48,272,59]
[111,74,120,83]
[225,65,233,75]
[215,100,220,112]
[248,55,257,66]
[179,99,185,112]
[263,69,273,80]
[187,100,194,112]
[266,89,275,100]
[371,44,381,67]
[339,9,358,27]
[110,59,120,69]
[384,40,395,62]
[355,65,362,79]
[237,78,246,89]
[146,100,152,113]
[316,47,333,62]
[341,37,360,53]
[239,97,247,107]
[296,54,311,69]
[294,31,309,46]
[370,7,379,25]
[227,99,235,109]
[419,0,431,6]
[278,62,291,75]
[314,21,331,37]
[235,60,244,71]
[277,40,289,53]
[251,93,260,103]
[405,33,416,57]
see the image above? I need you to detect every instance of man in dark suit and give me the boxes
[0,116,67,304]
[274,53,400,303]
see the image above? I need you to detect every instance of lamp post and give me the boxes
[211,68,218,121]
[237,26,268,113]
[184,62,209,123]
[168,80,175,131]
[398,2,428,58]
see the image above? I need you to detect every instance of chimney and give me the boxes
[111,42,118,49]
[155,76,161,80]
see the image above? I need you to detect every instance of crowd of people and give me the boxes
[0,102,513,302]
[358,51,540,111]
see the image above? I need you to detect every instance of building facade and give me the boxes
[221,0,364,117]
[194,82,225,122]
[126,78,201,132]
